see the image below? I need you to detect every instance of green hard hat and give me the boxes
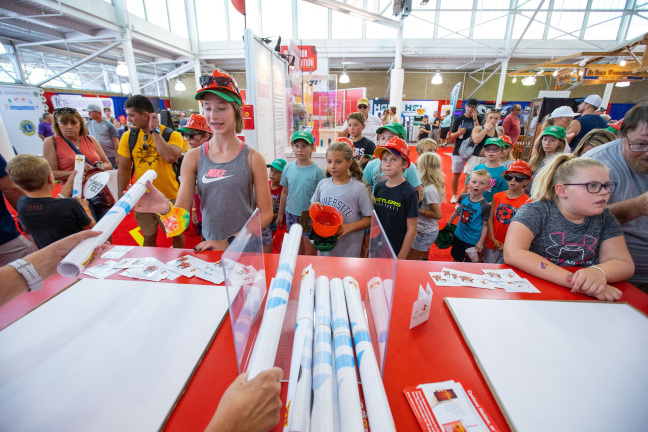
[435,222,457,249]
[308,229,338,252]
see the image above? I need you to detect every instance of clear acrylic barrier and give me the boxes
[222,209,267,375]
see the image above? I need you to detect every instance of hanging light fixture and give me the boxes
[553,70,558,77]
[339,68,350,84]
[619,58,627,67]
[522,76,536,86]
[116,61,129,77]
[431,68,443,85]
[615,81,630,87]
[512,76,517,83]
[537,69,544,75]
[174,76,186,92]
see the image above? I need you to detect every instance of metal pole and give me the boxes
[495,59,509,108]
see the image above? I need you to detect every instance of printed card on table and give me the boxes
[195,261,226,285]
[429,272,462,287]
[441,269,496,290]
[410,283,433,329]
[100,246,134,259]
[166,255,209,278]
[83,261,122,279]
[481,269,525,282]
[112,257,150,269]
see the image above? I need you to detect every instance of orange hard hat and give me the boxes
[336,137,354,150]
[177,114,213,134]
[195,69,242,106]
[501,134,513,146]
[374,136,411,168]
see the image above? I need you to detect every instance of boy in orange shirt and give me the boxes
[485,160,532,263]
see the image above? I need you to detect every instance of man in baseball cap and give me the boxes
[86,103,119,167]
[567,94,608,151]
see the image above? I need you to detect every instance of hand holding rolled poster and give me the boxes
[72,154,85,198]
[247,223,302,380]
[368,277,390,369]
[343,276,396,432]
[57,170,158,277]
[285,265,315,432]
[330,278,364,432]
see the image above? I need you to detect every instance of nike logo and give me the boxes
[202,174,233,184]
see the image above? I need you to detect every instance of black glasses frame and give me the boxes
[563,182,617,193]
[186,132,205,139]
[503,174,529,182]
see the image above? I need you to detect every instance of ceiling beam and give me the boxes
[0,18,66,39]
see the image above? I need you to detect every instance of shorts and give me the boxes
[483,247,503,264]
[261,226,273,246]
[431,129,439,143]
[450,235,475,262]
[451,154,466,174]
[440,127,450,139]
[135,199,176,237]
[412,230,439,252]
[464,156,486,176]
[285,211,310,238]
[0,234,35,267]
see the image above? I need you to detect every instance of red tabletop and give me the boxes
[2,246,647,432]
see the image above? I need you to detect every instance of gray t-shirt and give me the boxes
[86,119,118,158]
[311,177,374,257]
[417,184,440,234]
[511,200,623,267]
[280,161,325,215]
[585,139,648,282]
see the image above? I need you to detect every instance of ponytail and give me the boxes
[530,154,608,202]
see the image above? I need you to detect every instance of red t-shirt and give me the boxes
[502,115,521,145]
[487,191,530,249]
[269,182,283,213]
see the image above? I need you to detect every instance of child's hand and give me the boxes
[494,240,504,251]
[593,284,622,302]
[571,267,607,296]
[474,242,484,253]
[276,213,284,227]
[60,171,77,197]
[336,224,351,238]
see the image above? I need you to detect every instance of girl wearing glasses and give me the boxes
[503,154,634,301]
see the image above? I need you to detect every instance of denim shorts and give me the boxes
[285,211,309,238]
[412,231,439,252]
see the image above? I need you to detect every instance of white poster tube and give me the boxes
[330,278,364,432]
[72,155,85,198]
[311,276,338,432]
[368,277,390,368]
[57,170,158,277]
[284,265,316,432]
[233,284,264,357]
[247,224,302,380]
[383,279,394,310]
[343,277,396,432]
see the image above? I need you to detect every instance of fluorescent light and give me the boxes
[116,62,129,77]
[303,0,402,28]
[620,59,627,67]
[431,69,442,85]
[339,69,350,84]
[615,81,630,87]
[522,76,536,86]
[512,77,517,83]
[553,70,558,77]
[174,77,186,92]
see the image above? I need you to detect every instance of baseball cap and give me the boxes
[435,222,456,249]
[291,130,314,145]
[376,122,407,139]
[541,125,567,140]
[87,103,102,113]
[549,106,578,119]
[501,135,513,146]
[483,137,506,149]
[504,160,533,178]
[466,98,479,107]
[357,98,370,107]
[578,94,602,107]
[266,158,287,172]
[422,115,429,119]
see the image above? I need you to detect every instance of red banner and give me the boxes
[242,104,254,129]
[281,45,318,72]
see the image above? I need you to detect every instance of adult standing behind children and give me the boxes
[464,109,501,178]
[430,111,441,143]
[118,95,185,248]
[585,105,648,292]
[277,131,325,256]
[450,99,483,203]
[502,105,522,145]
[134,70,273,252]
[338,98,382,143]
[42,107,111,221]
[86,103,120,168]
[566,94,608,151]
[439,109,452,147]
[389,106,400,123]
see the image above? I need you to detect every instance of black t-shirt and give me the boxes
[430,117,440,129]
[353,137,376,158]
[451,114,484,156]
[17,196,91,249]
[472,128,499,157]
[373,180,419,254]
[417,123,431,141]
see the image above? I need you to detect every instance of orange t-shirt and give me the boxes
[487,191,530,249]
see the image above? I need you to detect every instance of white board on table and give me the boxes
[446,298,648,432]
[0,279,234,432]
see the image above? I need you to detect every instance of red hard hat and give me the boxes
[181,114,213,134]
[609,119,623,131]
[504,160,533,178]
[374,136,411,168]
[195,69,242,105]
[336,137,354,150]
[501,134,513,146]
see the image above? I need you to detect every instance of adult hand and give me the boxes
[132,181,170,214]
[60,171,77,198]
[472,111,479,121]
[593,284,622,302]
[571,267,607,296]
[204,368,282,432]
[194,239,228,252]
[458,127,467,136]
[84,163,93,173]
[148,112,160,131]
[484,122,494,132]
[49,230,107,264]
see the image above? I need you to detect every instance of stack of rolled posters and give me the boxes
[367,277,390,369]
[343,276,396,432]
[329,278,364,432]
[247,223,302,380]
[57,169,158,277]
[383,279,394,310]
[284,266,315,432]
[233,282,266,363]
[311,276,339,432]
[72,154,85,198]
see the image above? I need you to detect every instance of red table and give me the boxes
[2,247,647,432]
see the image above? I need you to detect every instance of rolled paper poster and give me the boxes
[72,154,85,198]
[343,276,396,432]
[367,277,390,368]
[383,278,394,310]
[233,283,265,362]
[329,278,364,432]
[284,265,316,432]
[311,276,338,432]
[57,170,158,277]
[247,223,302,380]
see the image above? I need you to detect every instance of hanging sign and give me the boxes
[582,66,645,85]
[242,104,255,129]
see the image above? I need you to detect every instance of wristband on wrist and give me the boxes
[590,265,607,279]
[8,259,43,292]
[157,202,190,237]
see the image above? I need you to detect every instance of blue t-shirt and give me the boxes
[454,193,490,245]
[468,164,508,203]
[280,161,325,215]
[0,155,21,246]
[363,158,422,193]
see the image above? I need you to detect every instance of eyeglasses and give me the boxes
[186,132,204,139]
[357,105,369,109]
[199,75,241,98]
[563,182,617,193]
[503,174,529,182]
[54,107,77,115]
[142,135,149,151]
[624,136,648,152]
[484,147,502,153]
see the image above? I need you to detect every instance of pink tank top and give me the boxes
[54,135,101,171]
